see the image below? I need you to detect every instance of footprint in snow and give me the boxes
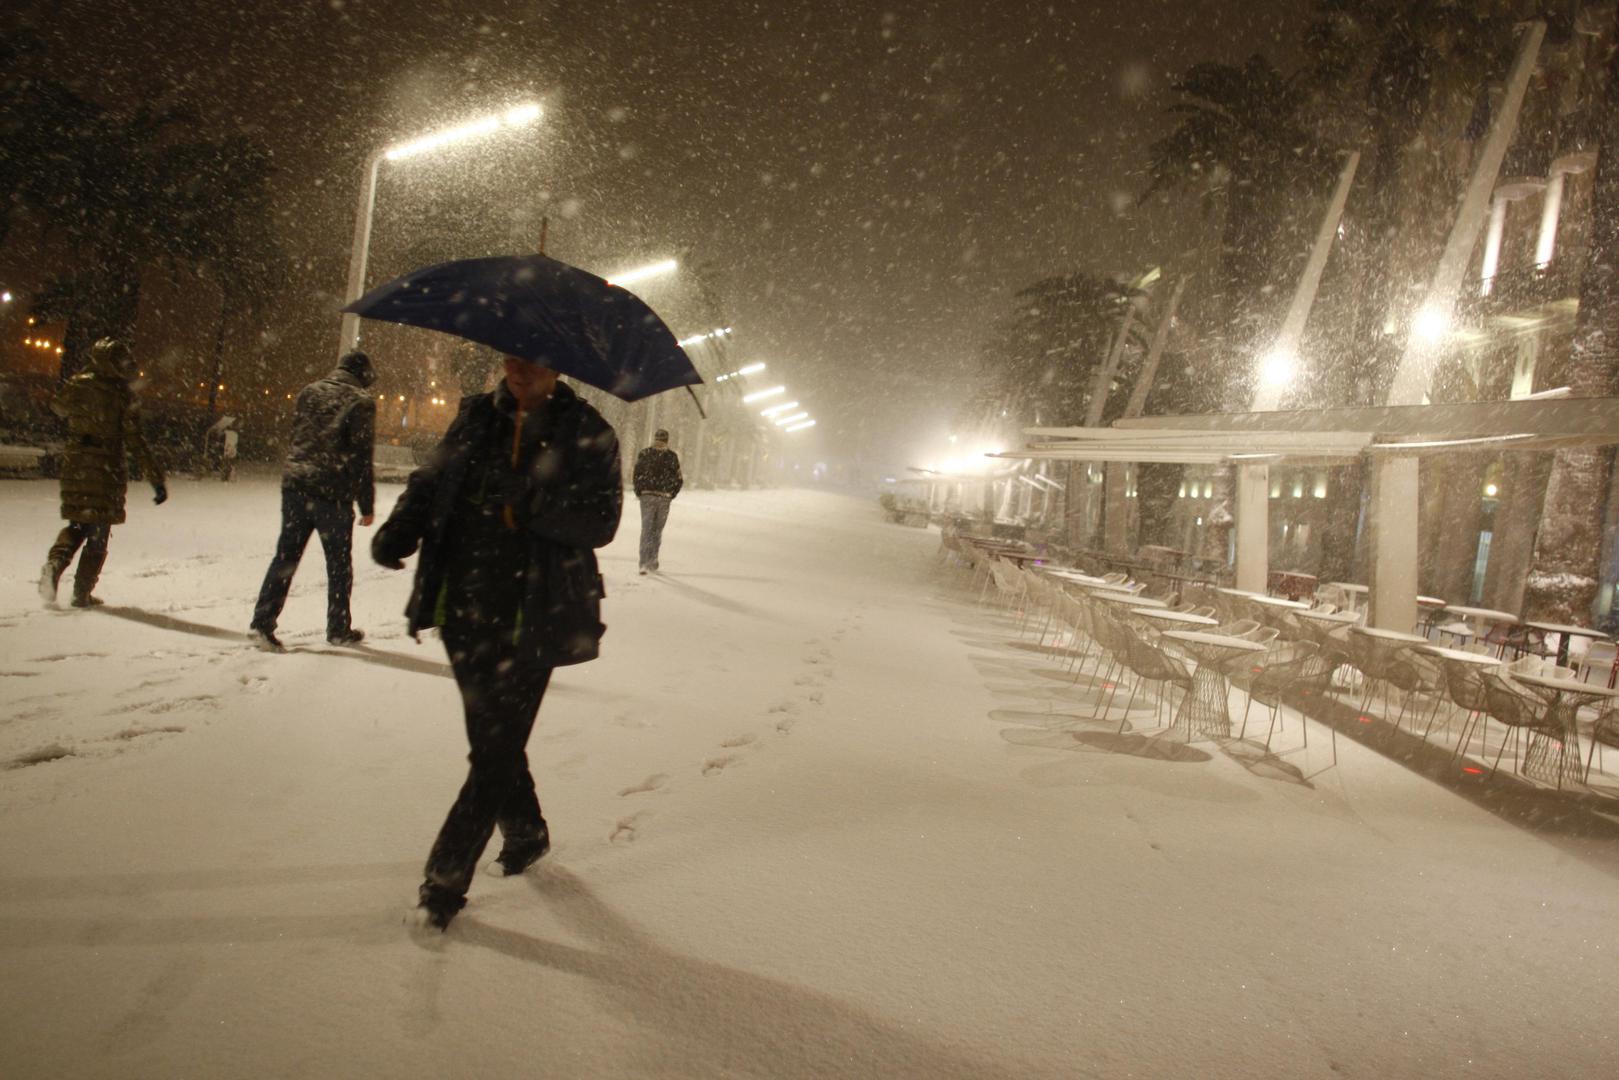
[617,774,668,797]
[610,814,643,844]
[774,716,797,735]
[806,690,825,705]
[702,755,739,776]
[719,733,756,749]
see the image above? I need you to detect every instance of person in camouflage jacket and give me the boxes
[38,338,168,608]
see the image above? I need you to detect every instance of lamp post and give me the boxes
[338,103,543,359]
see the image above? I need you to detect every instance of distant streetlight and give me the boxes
[678,326,732,347]
[339,103,544,358]
[716,361,766,382]
[606,259,678,288]
[742,385,785,404]
[760,400,799,417]
[772,411,810,426]
[0,291,11,303]
[784,420,816,433]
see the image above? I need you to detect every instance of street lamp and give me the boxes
[760,400,799,417]
[339,103,544,358]
[772,411,810,426]
[678,326,732,347]
[784,420,816,433]
[742,385,785,404]
[606,259,678,288]
[715,362,766,382]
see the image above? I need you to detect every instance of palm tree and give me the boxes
[1523,5,1619,626]
[1145,55,1336,391]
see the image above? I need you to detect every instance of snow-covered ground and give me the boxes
[1,477,1615,1078]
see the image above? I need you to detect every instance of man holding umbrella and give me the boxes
[346,252,697,931]
[372,354,621,931]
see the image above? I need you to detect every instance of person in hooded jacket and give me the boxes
[37,338,168,608]
[372,355,621,931]
[249,350,377,649]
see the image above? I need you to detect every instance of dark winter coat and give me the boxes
[51,349,164,525]
[283,368,376,515]
[372,381,622,668]
[633,446,683,498]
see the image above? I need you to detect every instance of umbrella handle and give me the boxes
[685,385,707,420]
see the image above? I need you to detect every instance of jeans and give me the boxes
[638,494,672,569]
[423,627,553,901]
[45,522,112,600]
[252,485,354,636]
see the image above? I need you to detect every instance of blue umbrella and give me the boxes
[341,254,703,402]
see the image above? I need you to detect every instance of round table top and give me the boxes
[1215,587,1263,597]
[1133,608,1219,626]
[1249,594,1312,610]
[1327,582,1369,593]
[1296,609,1360,624]
[1511,672,1619,697]
[1162,630,1268,651]
[1523,620,1609,639]
[1043,568,1110,586]
[1418,644,1504,666]
[1351,626,1429,644]
[1417,595,1448,607]
[1092,591,1167,608]
[1444,605,1519,624]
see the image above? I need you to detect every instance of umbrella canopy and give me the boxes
[341,254,703,402]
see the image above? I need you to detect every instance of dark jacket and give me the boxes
[633,446,683,498]
[283,368,376,515]
[372,381,622,668]
[52,347,164,525]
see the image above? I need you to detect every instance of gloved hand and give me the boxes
[371,524,415,570]
[152,482,168,506]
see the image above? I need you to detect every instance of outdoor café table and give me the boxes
[1090,590,1167,608]
[1250,595,1311,611]
[1348,626,1429,709]
[1327,582,1369,611]
[1160,631,1267,738]
[1441,605,1518,644]
[1507,673,1619,787]
[1523,621,1609,668]
[1416,644,1504,667]
[1043,567,1110,587]
[1130,607,1219,629]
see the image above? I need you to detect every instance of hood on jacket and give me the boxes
[339,350,376,388]
[83,338,133,380]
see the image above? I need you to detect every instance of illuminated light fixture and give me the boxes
[0,291,10,303]
[606,258,678,288]
[1484,483,1499,497]
[677,326,732,347]
[716,361,767,382]
[383,102,542,162]
[742,385,785,404]
[784,420,816,433]
[1257,348,1296,388]
[760,400,799,417]
[773,411,810,426]
[1413,307,1450,344]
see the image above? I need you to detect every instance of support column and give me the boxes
[1234,464,1270,593]
[1367,457,1420,632]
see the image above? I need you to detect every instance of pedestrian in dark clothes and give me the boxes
[249,351,377,650]
[632,427,682,574]
[37,338,168,608]
[372,356,622,931]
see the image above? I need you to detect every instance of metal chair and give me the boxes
[1479,671,1560,780]
[1583,705,1619,783]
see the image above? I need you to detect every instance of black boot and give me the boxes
[495,824,551,877]
[411,881,466,932]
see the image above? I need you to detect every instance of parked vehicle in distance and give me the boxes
[374,442,419,482]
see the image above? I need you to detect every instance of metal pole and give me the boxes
[339,154,383,359]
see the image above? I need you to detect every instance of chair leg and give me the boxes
[1117,679,1142,735]
[1263,704,1280,752]
[1238,695,1253,741]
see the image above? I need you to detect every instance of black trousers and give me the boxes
[45,522,112,600]
[252,485,354,636]
[423,626,553,901]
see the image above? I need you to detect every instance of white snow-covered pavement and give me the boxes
[1,478,1615,1078]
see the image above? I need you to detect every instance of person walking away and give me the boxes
[38,338,168,608]
[371,355,621,931]
[632,427,682,574]
[220,421,239,482]
[249,351,377,650]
